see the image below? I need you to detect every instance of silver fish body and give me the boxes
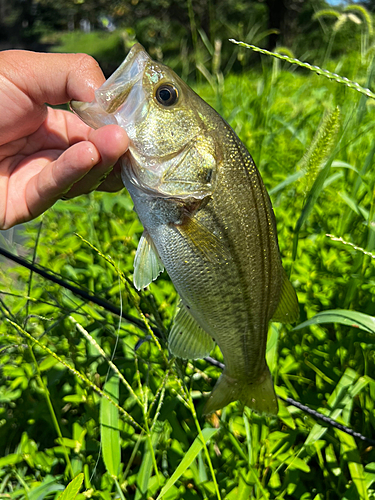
[71,44,299,414]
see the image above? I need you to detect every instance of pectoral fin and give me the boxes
[175,217,229,264]
[271,269,299,323]
[133,231,164,290]
[169,302,215,359]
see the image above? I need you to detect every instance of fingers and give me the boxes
[1,50,105,105]
[24,124,128,220]
[0,51,106,145]
[64,125,129,197]
[0,50,130,229]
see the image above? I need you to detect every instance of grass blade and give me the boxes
[114,478,127,500]
[28,477,64,500]
[294,309,375,335]
[156,427,219,500]
[135,429,161,500]
[100,374,120,478]
[292,159,332,259]
[304,369,368,446]
[269,171,303,196]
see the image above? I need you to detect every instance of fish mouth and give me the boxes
[70,43,151,130]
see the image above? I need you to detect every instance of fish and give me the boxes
[71,43,299,415]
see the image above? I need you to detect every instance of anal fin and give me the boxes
[169,302,215,360]
[133,230,164,291]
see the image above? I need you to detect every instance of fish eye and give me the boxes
[155,84,179,107]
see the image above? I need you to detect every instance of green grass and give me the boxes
[1,42,375,499]
[48,30,128,76]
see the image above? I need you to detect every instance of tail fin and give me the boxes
[203,369,278,415]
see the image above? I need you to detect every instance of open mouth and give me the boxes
[70,44,151,130]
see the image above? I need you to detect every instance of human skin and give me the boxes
[0,50,129,230]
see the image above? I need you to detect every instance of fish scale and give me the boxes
[195,130,277,380]
[71,43,299,415]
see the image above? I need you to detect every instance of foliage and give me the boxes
[2,26,375,500]
[0,0,352,76]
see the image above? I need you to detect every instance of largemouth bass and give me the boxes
[71,44,299,415]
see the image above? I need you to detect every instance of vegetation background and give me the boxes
[1,0,375,498]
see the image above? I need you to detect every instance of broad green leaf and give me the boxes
[294,309,375,335]
[348,376,370,403]
[100,374,120,478]
[156,428,219,500]
[38,355,58,372]
[56,437,79,450]
[56,473,84,500]
[269,470,281,489]
[0,452,23,468]
[278,401,296,430]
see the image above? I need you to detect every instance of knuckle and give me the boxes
[73,53,100,73]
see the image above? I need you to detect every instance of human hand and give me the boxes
[0,50,129,230]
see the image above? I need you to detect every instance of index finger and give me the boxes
[1,50,105,105]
